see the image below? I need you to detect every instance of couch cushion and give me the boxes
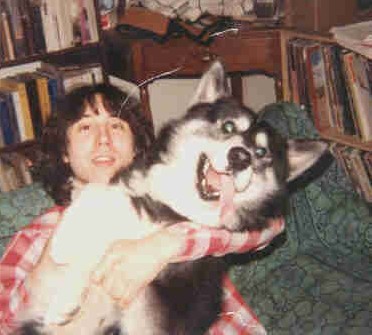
[234,253,372,334]
[260,103,372,274]
[0,183,54,255]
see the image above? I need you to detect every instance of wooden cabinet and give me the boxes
[130,30,282,80]
[106,28,283,124]
[283,0,361,32]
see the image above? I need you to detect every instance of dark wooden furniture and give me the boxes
[105,28,283,125]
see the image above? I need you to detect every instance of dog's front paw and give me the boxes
[43,267,88,326]
[43,303,81,326]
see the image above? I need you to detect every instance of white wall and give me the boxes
[148,75,276,134]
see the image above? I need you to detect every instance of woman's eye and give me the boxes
[222,120,236,134]
[111,122,124,130]
[79,124,91,132]
[255,147,267,158]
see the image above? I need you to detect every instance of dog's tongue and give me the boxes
[205,167,235,224]
[219,174,235,224]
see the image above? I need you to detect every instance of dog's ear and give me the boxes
[188,60,231,107]
[287,140,329,182]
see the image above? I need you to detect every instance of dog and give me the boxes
[15,61,328,335]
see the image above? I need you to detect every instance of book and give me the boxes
[3,0,27,58]
[362,151,372,182]
[341,146,365,198]
[349,149,372,202]
[37,62,65,96]
[61,63,103,92]
[332,144,372,203]
[290,39,312,109]
[304,42,334,130]
[33,73,52,126]
[1,151,33,188]
[0,84,26,141]
[322,45,342,132]
[0,77,35,141]
[287,39,300,105]
[54,0,74,50]
[0,156,13,192]
[18,0,36,55]
[39,0,60,52]
[83,0,99,43]
[342,52,372,141]
[0,115,4,147]
[0,2,15,61]
[330,21,372,60]
[0,89,21,143]
[0,61,42,78]
[330,46,357,136]
[27,0,47,54]
[0,94,16,145]
[13,73,43,138]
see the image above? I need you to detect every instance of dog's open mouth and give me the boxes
[197,154,228,201]
[197,153,253,202]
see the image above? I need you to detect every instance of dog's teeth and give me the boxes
[203,160,210,175]
[201,177,207,188]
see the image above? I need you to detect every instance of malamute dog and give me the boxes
[16,61,328,335]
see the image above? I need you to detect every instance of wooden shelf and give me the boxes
[320,129,372,151]
[0,140,37,153]
[0,43,101,69]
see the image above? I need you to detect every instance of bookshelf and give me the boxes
[280,29,372,152]
[280,28,372,202]
[0,0,108,192]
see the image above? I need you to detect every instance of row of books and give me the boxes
[0,0,99,63]
[287,38,372,142]
[331,144,372,203]
[0,61,104,148]
[0,151,32,192]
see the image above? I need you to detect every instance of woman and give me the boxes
[0,84,185,332]
[0,83,280,334]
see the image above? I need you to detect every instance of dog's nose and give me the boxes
[228,147,251,171]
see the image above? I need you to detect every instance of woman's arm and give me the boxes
[91,228,186,307]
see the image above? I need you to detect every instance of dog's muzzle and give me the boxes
[197,146,253,202]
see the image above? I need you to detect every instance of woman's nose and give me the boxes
[97,125,112,146]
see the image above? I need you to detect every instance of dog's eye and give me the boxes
[222,121,236,134]
[255,147,267,157]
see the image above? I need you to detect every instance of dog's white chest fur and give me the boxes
[28,183,158,326]
[51,183,156,265]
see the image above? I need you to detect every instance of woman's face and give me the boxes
[64,94,135,184]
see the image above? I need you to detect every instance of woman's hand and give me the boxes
[90,229,186,308]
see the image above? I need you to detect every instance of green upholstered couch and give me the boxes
[1,103,371,334]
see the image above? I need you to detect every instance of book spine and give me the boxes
[21,76,43,138]
[35,75,52,125]
[15,81,35,141]
[28,1,46,53]
[342,52,372,141]
[3,90,21,143]
[0,96,14,145]
[0,5,15,61]
[4,0,27,58]
[304,43,332,130]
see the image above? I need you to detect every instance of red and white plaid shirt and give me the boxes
[0,205,284,334]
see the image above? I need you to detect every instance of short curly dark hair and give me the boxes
[34,83,154,206]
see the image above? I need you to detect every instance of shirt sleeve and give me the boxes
[0,206,64,334]
[173,217,285,262]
